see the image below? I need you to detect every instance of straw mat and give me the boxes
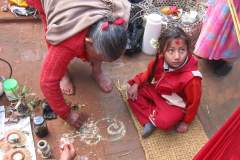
[116,83,208,160]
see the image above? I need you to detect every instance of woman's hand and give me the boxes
[176,122,189,133]
[66,111,88,129]
[60,144,76,160]
[127,84,139,101]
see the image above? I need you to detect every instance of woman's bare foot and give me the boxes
[92,72,113,93]
[60,73,74,95]
[91,60,113,93]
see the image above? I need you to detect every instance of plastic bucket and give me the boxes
[3,78,19,101]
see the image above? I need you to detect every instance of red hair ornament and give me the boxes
[113,18,125,25]
[101,18,125,31]
[101,22,109,30]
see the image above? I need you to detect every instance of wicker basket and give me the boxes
[130,0,207,46]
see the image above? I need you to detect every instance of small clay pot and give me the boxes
[37,140,52,158]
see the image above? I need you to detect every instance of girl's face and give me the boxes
[163,38,188,68]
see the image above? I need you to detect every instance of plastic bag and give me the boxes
[125,18,144,56]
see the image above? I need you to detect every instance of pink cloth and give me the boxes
[194,0,240,60]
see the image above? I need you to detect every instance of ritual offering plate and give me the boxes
[5,130,26,146]
[4,148,31,160]
[11,150,25,160]
[160,6,183,20]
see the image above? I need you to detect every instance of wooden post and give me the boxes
[227,0,240,45]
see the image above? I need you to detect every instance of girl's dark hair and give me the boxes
[88,17,128,61]
[147,26,191,83]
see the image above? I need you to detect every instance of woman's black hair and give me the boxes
[147,26,191,83]
[88,17,128,61]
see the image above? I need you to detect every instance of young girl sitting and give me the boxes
[127,27,202,138]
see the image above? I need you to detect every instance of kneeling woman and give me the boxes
[27,0,130,128]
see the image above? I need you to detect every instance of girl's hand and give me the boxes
[60,144,76,160]
[176,122,189,133]
[127,84,139,101]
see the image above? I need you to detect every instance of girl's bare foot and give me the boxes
[60,73,74,95]
[92,72,113,93]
